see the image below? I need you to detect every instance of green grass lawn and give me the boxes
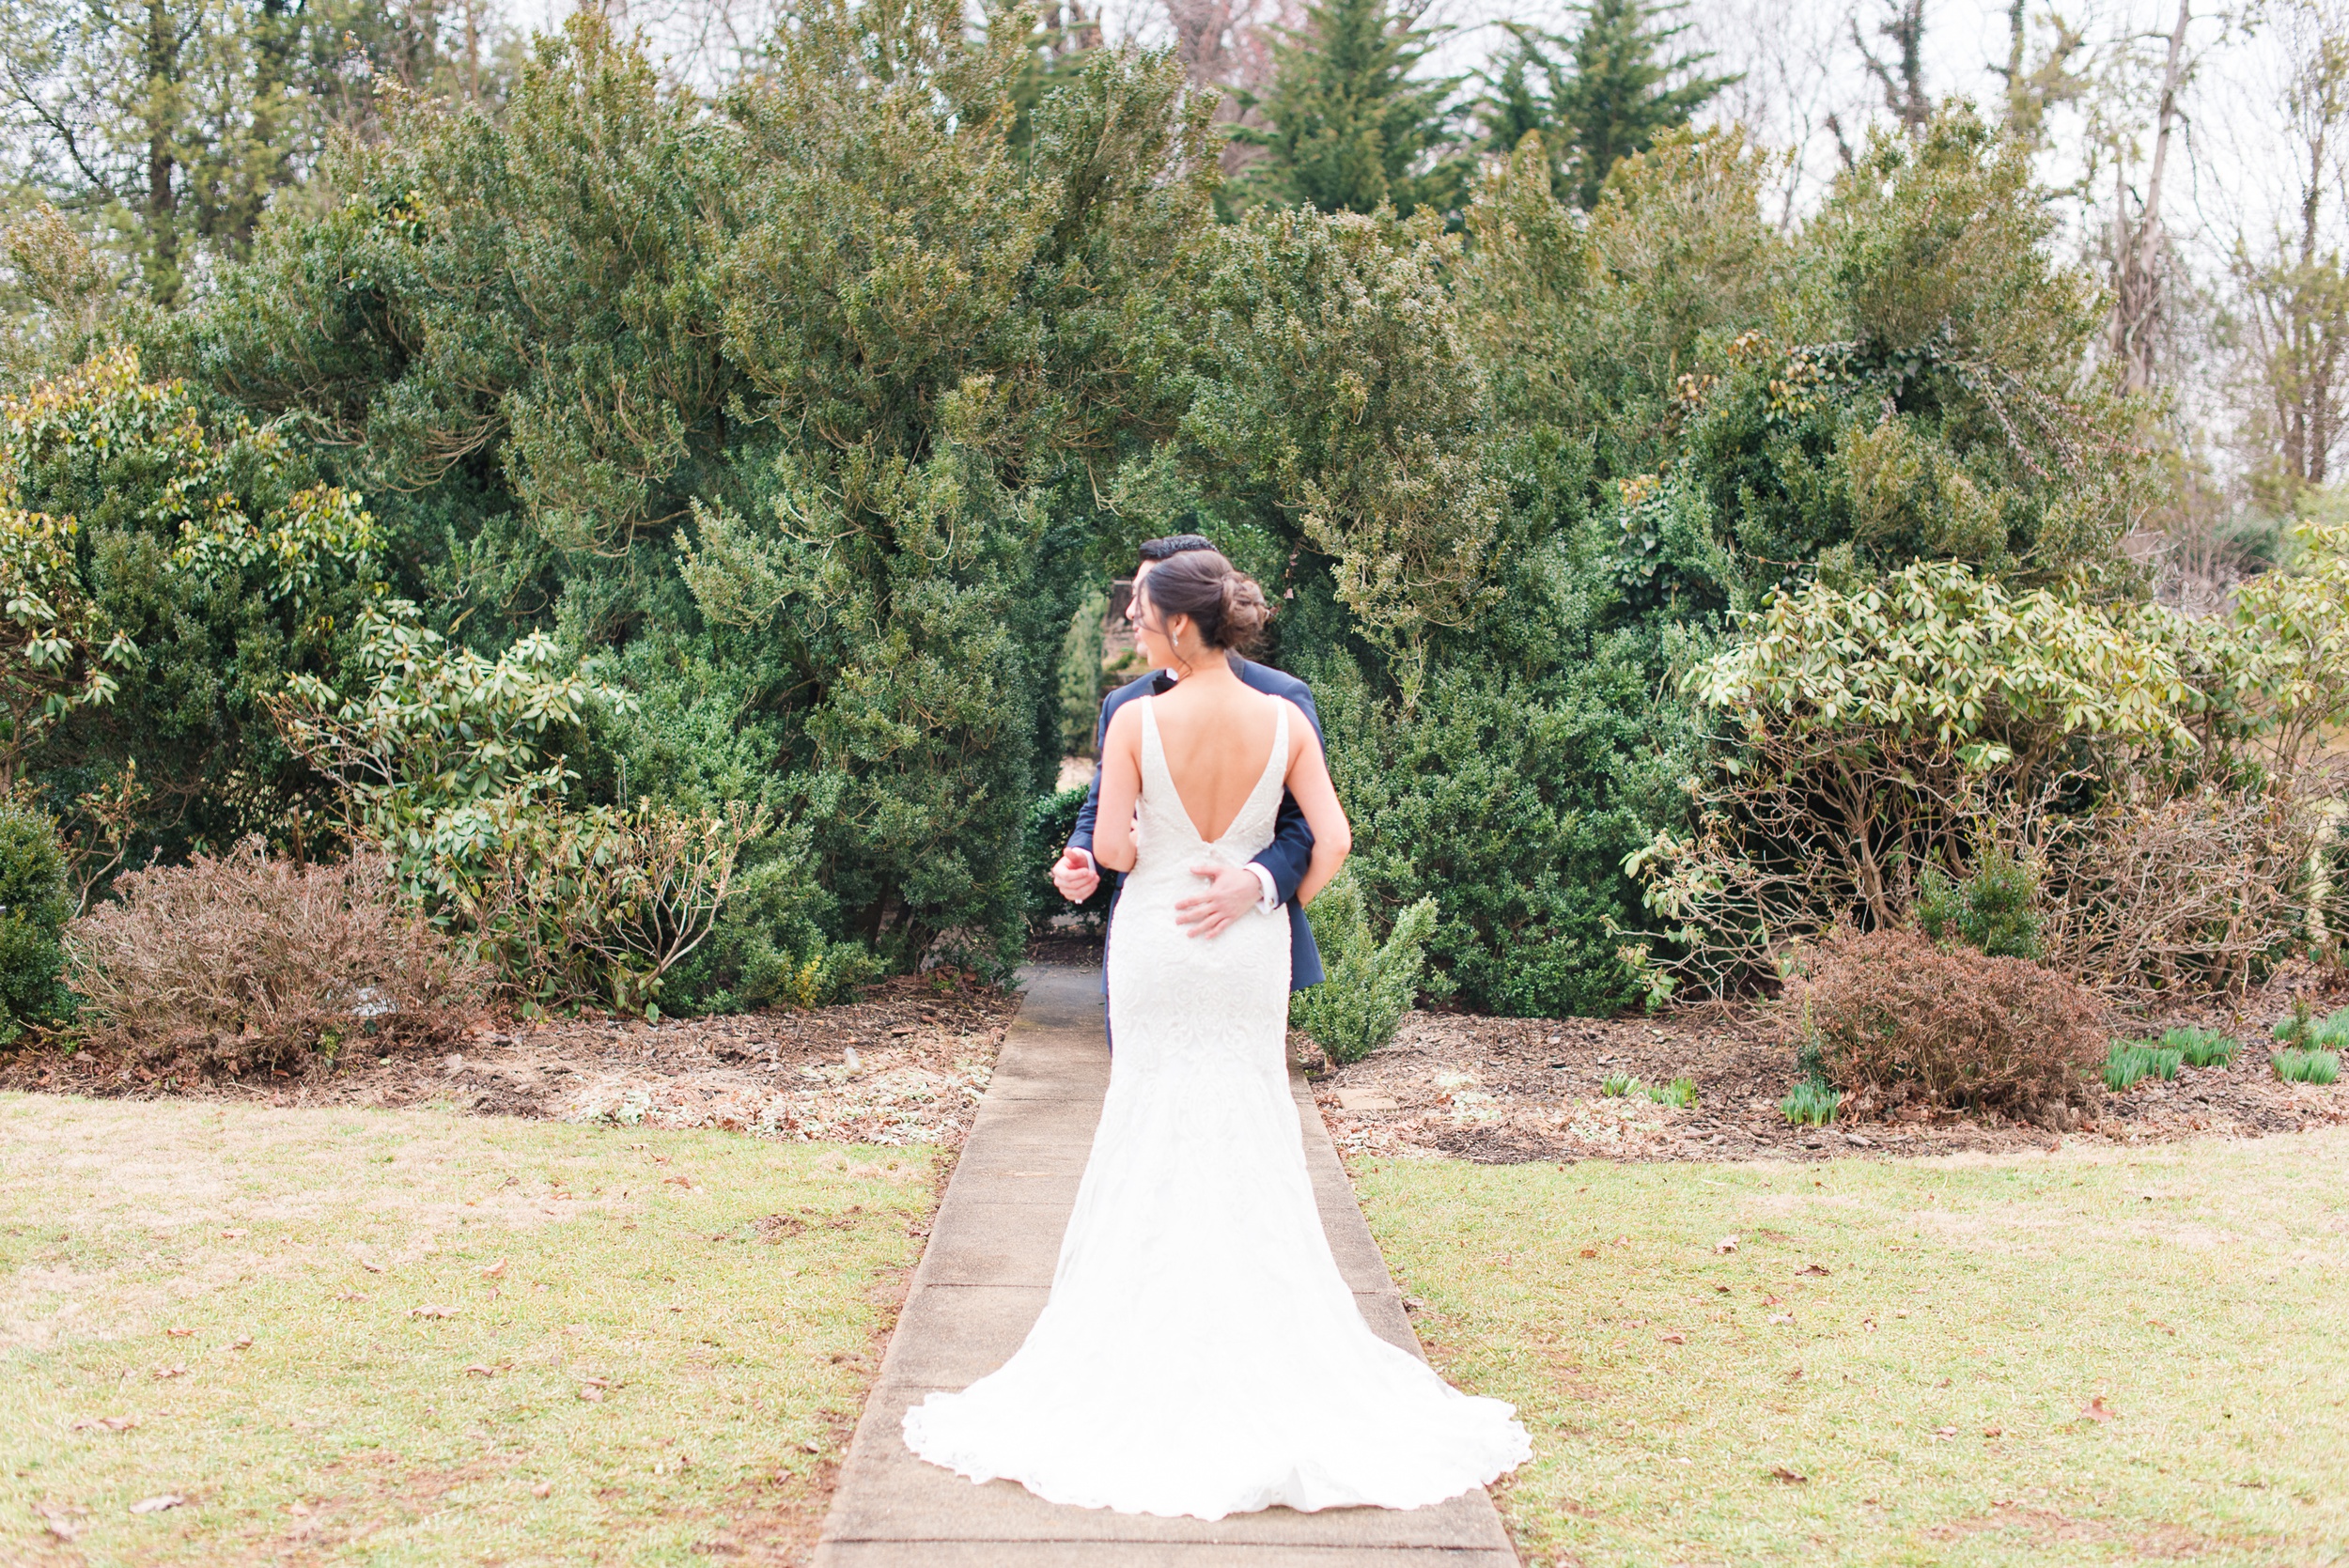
[0,1094,937,1566]
[1355,1130,2349,1568]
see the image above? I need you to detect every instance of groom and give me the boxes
[1051,535,1326,1031]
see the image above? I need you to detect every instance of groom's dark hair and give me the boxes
[1137,534,1216,563]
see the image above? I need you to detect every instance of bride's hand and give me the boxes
[1174,863,1262,939]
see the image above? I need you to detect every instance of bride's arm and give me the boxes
[1091,703,1145,874]
[1282,702,1351,906]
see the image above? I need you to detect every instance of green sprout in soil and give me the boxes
[2106,1043,2151,1092]
[1781,1080,1839,1126]
[2272,1048,2342,1085]
[1645,1076,1699,1109]
[2163,1026,2240,1067]
[1602,1073,1641,1098]
[2272,1001,2349,1048]
[2107,1041,2182,1086]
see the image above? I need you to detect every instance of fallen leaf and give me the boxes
[1715,1234,1740,1254]
[1784,1367,1803,1384]
[463,1363,495,1376]
[1983,1425,2005,1437]
[129,1494,185,1514]
[410,1305,458,1320]
[577,1386,604,1403]
[801,1440,822,1453]
[1760,1292,1784,1307]
[164,1327,194,1338]
[1766,1313,1794,1327]
[662,1175,692,1188]
[1797,1263,1829,1277]
[70,1416,139,1433]
[360,1261,385,1274]
[1934,1426,1958,1439]
[1578,1247,1599,1259]
[532,1483,552,1498]
[1769,1467,1808,1484]
[481,1259,506,1278]
[151,1365,186,1380]
[230,1337,253,1351]
[219,1228,247,1239]
[2080,1396,2116,1423]
[1713,1283,1731,1294]
[1658,1331,1687,1344]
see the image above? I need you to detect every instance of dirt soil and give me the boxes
[1307,979,2349,1165]
[8,954,2346,1166]
[0,974,1021,1150]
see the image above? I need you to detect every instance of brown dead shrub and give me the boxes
[65,839,486,1074]
[2030,764,2348,1001]
[1789,927,2105,1121]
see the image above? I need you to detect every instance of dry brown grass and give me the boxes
[66,841,486,1075]
[1355,1128,2349,1568]
[0,1094,934,1565]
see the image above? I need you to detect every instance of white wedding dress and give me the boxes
[902,695,1530,1519]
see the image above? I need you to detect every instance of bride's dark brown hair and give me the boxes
[1137,549,1272,653]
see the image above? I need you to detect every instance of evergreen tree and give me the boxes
[1234,0,1467,220]
[1478,0,1733,211]
[1478,24,1571,199]
[1555,0,1733,209]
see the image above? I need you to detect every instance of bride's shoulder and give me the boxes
[1105,694,1148,731]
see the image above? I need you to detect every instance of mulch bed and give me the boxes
[0,974,1022,1150]
[1307,976,2349,1165]
[8,948,2345,1165]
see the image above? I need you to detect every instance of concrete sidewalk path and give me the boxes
[811,962,1520,1568]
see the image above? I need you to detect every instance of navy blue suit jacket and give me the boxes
[1066,656,1326,990]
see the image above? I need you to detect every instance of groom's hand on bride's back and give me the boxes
[1174,862,1262,939]
[1051,846,1101,903]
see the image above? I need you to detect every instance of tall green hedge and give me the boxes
[0,18,2149,1018]
[0,800,70,1043]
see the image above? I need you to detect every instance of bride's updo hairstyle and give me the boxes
[1141,549,1272,653]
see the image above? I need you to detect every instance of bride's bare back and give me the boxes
[1086,550,1350,909]
[1093,661,1349,908]
[1147,679,1292,844]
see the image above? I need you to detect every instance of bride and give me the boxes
[901,549,1530,1520]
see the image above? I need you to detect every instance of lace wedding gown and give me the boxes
[902,695,1530,1519]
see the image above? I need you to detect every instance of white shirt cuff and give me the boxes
[1246,862,1280,914]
